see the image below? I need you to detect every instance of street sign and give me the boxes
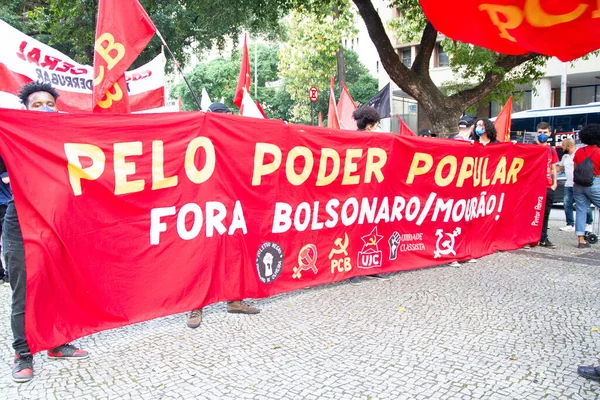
[308,86,319,103]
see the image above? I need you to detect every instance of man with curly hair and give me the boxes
[6,82,89,383]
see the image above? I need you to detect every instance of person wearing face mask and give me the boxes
[533,122,558,249]
[4,82,89,383]
[472,118,499,145]
[347,106,389,284]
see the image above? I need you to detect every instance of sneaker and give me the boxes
[578,365,600,382]
[186,308,203,329]
[47,343,89,360]
[560,225,575,232]
[12,354,33,383]
[539,240,556,249]
[449,261,461,267]
[349,276,361,285]
[368,274,390,280]
[578,242,591,249]
[522,244,531,249]
[465,259,477,263]
[227,300,260,314]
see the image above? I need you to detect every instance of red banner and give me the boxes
[419,0,600,61]
[92,0,156,111]
[0,109,547,353]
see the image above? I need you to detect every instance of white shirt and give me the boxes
[558,152,574,187]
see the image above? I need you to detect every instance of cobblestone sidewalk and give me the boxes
[0,220,599,399]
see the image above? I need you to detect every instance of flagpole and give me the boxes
[155,30,202,110]
[388,82,393,118]
[254,40,258,99]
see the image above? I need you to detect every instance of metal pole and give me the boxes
[255,42,258,99]
[560,62,568,107]
[155,29,202,111]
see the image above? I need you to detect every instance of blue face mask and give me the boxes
[475,126,485,136]
[37,106,57,112]
[537,133,549,143]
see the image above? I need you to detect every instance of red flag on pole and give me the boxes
[327,77,341,130]
[337,82,358,130]
[397,116,416,137]
[92,0,156,113]
[494,96,513,142]
[234,34,251,108]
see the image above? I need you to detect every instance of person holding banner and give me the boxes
[536,122,558,249]
[186,102,260,329]
[454,116,475,141]
[6,82,89,383]
[348,106,389,284]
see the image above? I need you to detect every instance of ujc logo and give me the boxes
[357,227,383,269]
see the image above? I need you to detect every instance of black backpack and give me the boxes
[573,147,598,187]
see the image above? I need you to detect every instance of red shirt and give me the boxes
[574,145,600,176]
[545,146,559,187]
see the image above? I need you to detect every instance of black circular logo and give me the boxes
[256,242,283,284]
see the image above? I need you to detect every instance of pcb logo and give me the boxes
[357,227,383,269]
[256,242,283,284]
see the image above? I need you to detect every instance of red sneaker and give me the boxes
[12,354,33,383]
[47,343,89,359]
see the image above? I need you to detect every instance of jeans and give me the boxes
[3,199,29,356]
[0,203,6,279]
[574,178,600,236]
[541,188,554,243]
[563,186,593,226]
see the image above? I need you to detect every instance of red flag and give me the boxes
[318,112,323,127]
[92,0,156,112]
[327,77,341,130]
[255,99,268,119]
[337,82,358,130]
[397,116,416,137]
[234,34,251,108]
[494,96,513,142]
[419,0,600,61]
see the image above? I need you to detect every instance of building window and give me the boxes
[436,43,449,67]
[376,61,379,74]
[351,38,354,49]
[570,85,597,106]
[401,48,411,67]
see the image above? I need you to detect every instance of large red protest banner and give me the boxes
[419,0,600,61]
[0,109,547,353]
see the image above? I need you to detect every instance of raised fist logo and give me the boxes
[389,231,400,260]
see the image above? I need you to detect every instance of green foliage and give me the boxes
[4,0,295,70]
[278,2,358,122]
[387,0,425,43]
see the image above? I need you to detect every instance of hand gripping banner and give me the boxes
[0,109,548,352]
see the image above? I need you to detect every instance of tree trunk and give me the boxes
[336,46,346,85]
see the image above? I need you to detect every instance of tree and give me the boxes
[170,43,295,120]
[5,0,294,69]
[352,0,549,136]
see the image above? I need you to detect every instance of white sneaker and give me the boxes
[560,225,575,232]
[449,261,461,267]
[465,259,478,263]
[586,224,593,232]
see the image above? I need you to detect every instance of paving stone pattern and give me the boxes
[0,220,599,399]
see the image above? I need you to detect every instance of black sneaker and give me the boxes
[349,277,361,285]
[12,354,33,383]
[47,343,89,359]
[368,274,390,280]
[539,240,556,249]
